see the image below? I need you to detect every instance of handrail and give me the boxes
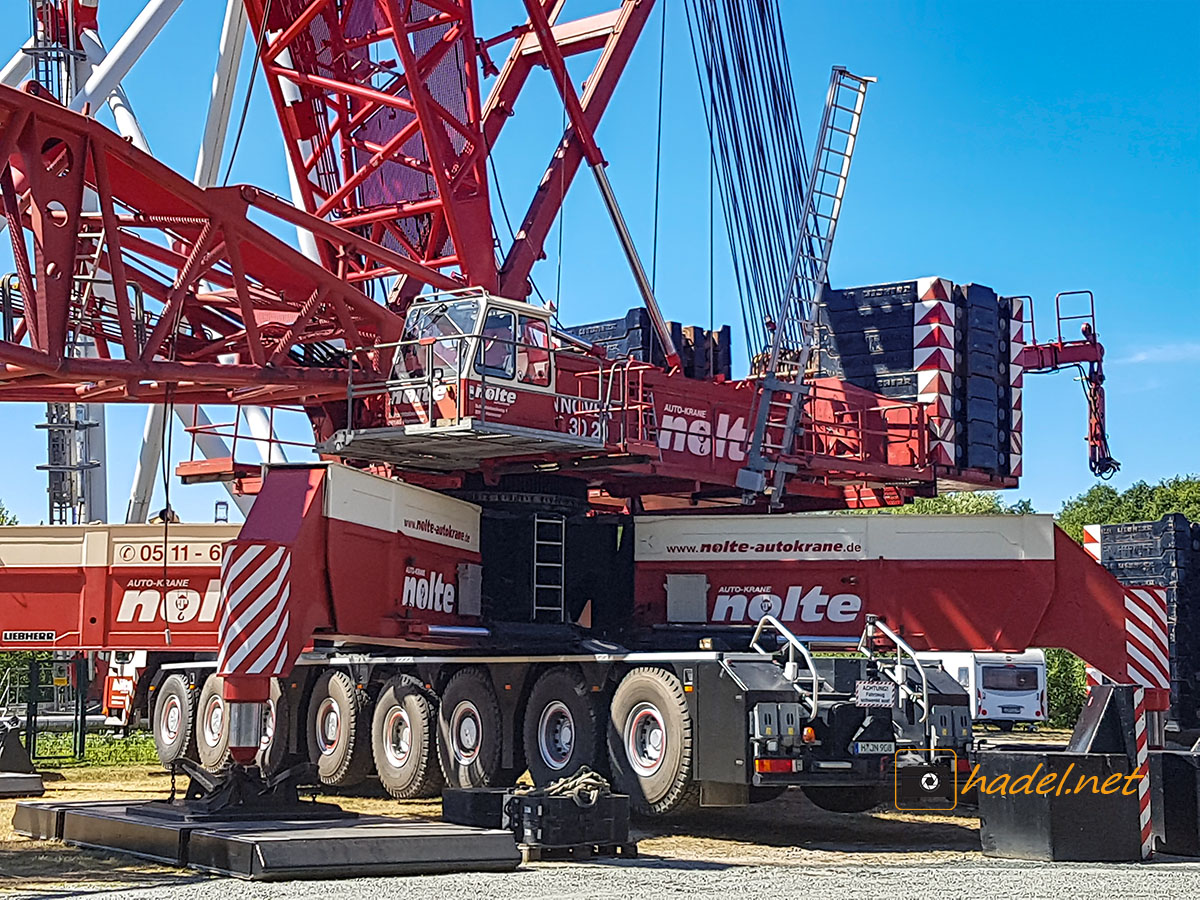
[750,615,820,719]
[858,614,929,724]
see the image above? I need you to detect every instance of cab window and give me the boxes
[517,315,551,386]
[476,308,516,379]
[397,299,478,378]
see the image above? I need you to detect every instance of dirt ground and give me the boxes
[0,764,982,892]
[0,727,1078,892]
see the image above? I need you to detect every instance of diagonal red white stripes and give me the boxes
[217,542,293,678]
[1133,686,1153,859]
[1124,587,1170,691]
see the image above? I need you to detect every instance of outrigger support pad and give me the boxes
[140,760,350,823]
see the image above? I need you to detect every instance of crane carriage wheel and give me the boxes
[372,675,444,799]
[607,668,699,816]
[196,675,232,773]
[522,666,604,785]
[152,673,198,769]
[306,669,373,788]
[437,667,517,789]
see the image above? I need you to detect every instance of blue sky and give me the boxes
[0,1,1196,524]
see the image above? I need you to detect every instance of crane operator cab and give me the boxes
[333,289,633,469]
[392,292,554,400]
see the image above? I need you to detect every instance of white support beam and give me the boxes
[126,405,254,522]
[275,46,321,263]
[194,0,248,187]
[243,407,287,464]
[1,37,35,87]
[69,0,184,114]
[80,31,150,153]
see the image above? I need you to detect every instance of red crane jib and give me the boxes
[0,83,414,404]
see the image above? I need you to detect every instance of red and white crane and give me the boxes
[0,1,1140,818]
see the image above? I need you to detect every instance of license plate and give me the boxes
[1000,705,1022,714]
[852,741,895,755]
[853,681,896,707]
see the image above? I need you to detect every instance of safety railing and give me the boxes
[181,405,313,470]
[1024,290,1098,348]
[751,615,821,719]
[754,381,927,470]
[347,332,660,450]
[858,614,929,724]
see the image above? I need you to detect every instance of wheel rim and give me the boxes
[202,694,223,749]
[316,697,341,755]
[384,706,413,768]
[537,700,575,770]
[450,700,481,765]
[159,695,182,744]
[625,702,666,777]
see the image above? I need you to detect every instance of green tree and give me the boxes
[1045,648,1087,728]
[1056,476,1200,543]
[0,500,14,525]
[892,491,1033,516]
[848,491,1034,515]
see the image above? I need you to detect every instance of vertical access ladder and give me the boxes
[737,67,874,506]
[532,514,567,623]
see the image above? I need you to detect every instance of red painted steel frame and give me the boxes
[0,83,407,403]
[242,0,654,303]
[0,2,655,404]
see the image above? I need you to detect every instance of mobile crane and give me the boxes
[0,0,1135,818]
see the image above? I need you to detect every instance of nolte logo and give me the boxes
[711,585,863,624]
[402,569,456,613]
[116,579,221,624]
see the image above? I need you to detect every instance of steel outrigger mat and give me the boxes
[14,799,521,881]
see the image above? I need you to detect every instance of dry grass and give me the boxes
[0,763,987,890]
[0,766,199,892]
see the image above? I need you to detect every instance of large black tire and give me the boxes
[372,676,444,799]
[607,668,698,816]
[437,668,508,788]
[306,669,373,788]
[256,678,292,776]
[802,784,883,813]
[523,666,602,785]
[152,674,197,768]
[196,674,232,773]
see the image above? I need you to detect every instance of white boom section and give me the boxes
[194,0,249,187]
[1,37,35,87]
[68,0,184,114]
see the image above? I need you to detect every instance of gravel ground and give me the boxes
[6,755,1200,899]
[11,856,1200,900]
